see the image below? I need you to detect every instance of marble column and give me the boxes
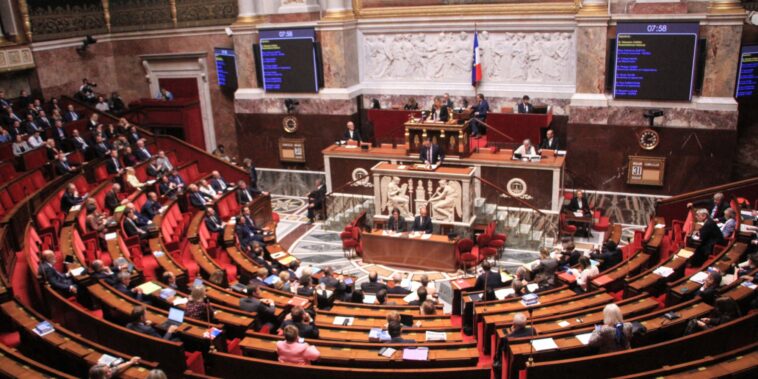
[232,0,261,89]
[570,0,609,110]
[318,0,357,89]
[700,0,744,100]
[323,0,354,21]
[236,0,262,23]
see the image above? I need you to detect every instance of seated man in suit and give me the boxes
[104,183,123,213]
[90,259,116,284]
[513,139,537,157]
[204,207,225,234]
[236,206,267,248]
[69,129,88,154]
[123,208,148,240]
[93,136,110,159]
[469,93,489,138]
[494,311,536,367]
[474,260,504,295]
[158,176,178,199]
[54,152,77,176]
[240,285,278,330]
[62,104,80,122]
[113,271,144,300]
[386,321,414,343]
[517,95,533,113]
[360,271,387,294]
[539,129,560,151]
[126,306,179,340]
[210,170,230,193]
[281,306,319,339]
[39,250,78,296]
[134,139,152,162]
[568,190,591,215]
[419,138,444,166]
[306,179,326,223]
[188,184,212,210]
[691,208,724,267]
[318,266,339,288]
[167,169,186,192]
[412,207,433,234]
[408,287,430,306]
[140,192,162,221]
[688,192,730,223]
[427,97,449,122]
[106,149,123,176]
[387,273,411,295]
[236,180,261,206]
[342,121,361,142]
[146,156,165,178]
[590,240,622,272]
[386,208,406,233]
[61,183,85,214]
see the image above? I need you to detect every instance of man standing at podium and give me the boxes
[412,207,433,234]
[469,94,489,138]
[419,138,444,166]
[517,95,533,113]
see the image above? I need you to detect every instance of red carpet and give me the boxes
[470,135,489,151]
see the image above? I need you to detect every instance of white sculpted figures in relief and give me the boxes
[362,31,575,84]
[382,176,412,217]
[429,179,462,222]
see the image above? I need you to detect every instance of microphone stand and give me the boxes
[527,307,535,368]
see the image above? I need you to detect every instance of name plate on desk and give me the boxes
[627,156,665,186]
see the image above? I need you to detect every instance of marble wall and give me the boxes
[319,25,360,89]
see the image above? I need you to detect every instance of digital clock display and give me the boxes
[613,22,699,101]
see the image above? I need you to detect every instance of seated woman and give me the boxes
[123,166,145,190]
[695,271,722,305]
[184,285,214,321]
[276,325,320,365]
[198,179,221,201]
[12,134,31,156]
[85,198,109,244]
[589,303,633,353]
[684,296,740,335]
[574,256,599,293]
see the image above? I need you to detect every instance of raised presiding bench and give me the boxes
[362,230,458,272]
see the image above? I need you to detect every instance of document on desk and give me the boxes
[425,331,447,342]
[573,211,584,217]
[526,283,539,292]
[333,316,354,326]
[575,333,592,346]
[676,249,694,259]
[494,288,515,300]
[653,266,675,278]
[105,232,118,241]
[557,320,570,328]
[136,281,162,295]
[421,233,432,240]
[689,271,709,285]
[402,347,429,361]
[363,294,377,304]
[531,338,559,351]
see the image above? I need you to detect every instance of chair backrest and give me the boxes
[457,238,474,253]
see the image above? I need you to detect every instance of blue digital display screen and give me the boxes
[214,48,238,90]
[613,22,699,101]
[736,45,758,98]
[259,28,319,93]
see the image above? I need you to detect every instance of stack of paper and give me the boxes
[105,232,118,241]
[69,267,85,277]
[653,266,675,278]
[379,347,396,358]
[369,328,391,342]
[33,321,55,336]
[676,249,694,259]
[172,297,188,306]
[526,283,539,293]
[531,338,558,351]
[97,354,123,367]
[425,331,447,342]
[494,288,515,300]
[402,347,429,361]
[363,294,377,304]
[575,333,592,345]
[136,281,162,295]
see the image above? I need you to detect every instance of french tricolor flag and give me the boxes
[471,30,482,87]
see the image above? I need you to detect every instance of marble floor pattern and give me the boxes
[270,195,640,290]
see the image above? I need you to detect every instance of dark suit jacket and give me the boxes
[418,144,444,165]
[360,281,387,294]
[428,106,449,122]
[126,322,173,340]
[342,129,362,142]
[189,192,210,210]
[61,192,83,214]
[474,270,504,291]
[205,215,224,233]
[281,320,320,339]
[236,188,258,205]
[693,200,730,223]
[388,336,415,344]
[63,111,80,123]
[134,147,151,161]
[592,247,622,272]
[240,297,277,325]
[93,143,110,159]
[36,117,52,130]
[54,160,74,176]
[308,184,326,208]
[122,153,138,168]
[387,285,411,295]
[210,178,228,193]
[569,197,590,214]
[386,216,406,232]
[248,164,258,188]
[473,100,489,120]
[105,157,121,175]
[123,218,144,238]
[699,219,724,248]
[517,103,533,114]
[141,200,161,220]
[146,163,163,178]
[104,190,120,213]
[539,136,560,150]
[412,216,433,234]
[39,262,73,293]
[51,127,68,143]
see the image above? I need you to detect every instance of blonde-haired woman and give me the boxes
[589,303,633,353]
[184,285,213,320]
[124,166,144,190]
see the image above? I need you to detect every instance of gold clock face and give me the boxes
[282,116,298,134]
[639,128,659,150]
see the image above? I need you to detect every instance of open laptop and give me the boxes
[159,307,184,329]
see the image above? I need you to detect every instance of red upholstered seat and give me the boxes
[457,238,480,271]
[592,209,610,232]
[560,213,577,237]
[185,351,205,375]
[480,246,497,261]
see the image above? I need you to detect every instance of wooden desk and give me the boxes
[667,242,747,305]
[316,325,464,343]
[590,251,651,292]
[361,230,457,272]
[625,252,690,297]
[404,120,470,157]
[450,277,476,316]
[0,341,78,379]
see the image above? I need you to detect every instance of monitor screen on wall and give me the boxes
[735,44,758,98]
[214,48,238,91]
[613,22,699,101]
[259,28,320,93]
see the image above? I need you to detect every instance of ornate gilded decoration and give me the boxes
[17,0,33,42]
[0,46,36,73]
[109,0,173,33]
[169,0,177,27]
[101,0,111,32]
[26,0,106,41]
[175,0,237,28]
[353,0,578,18]
[707,0,744,14]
